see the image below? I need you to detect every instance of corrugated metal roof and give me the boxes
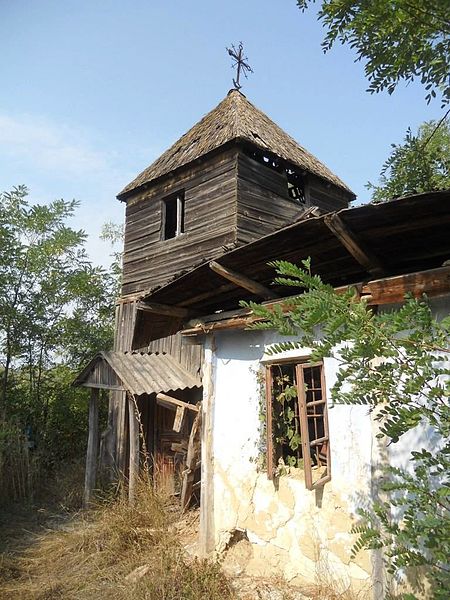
[73,351,201,395]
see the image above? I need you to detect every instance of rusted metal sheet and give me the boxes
[73,351,201,396]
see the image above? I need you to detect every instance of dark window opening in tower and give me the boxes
[286,169,306,205]
[243,146,307,206]
[163,192,185,240]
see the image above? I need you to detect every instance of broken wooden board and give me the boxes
[180,407,202,512]
[172,405,185,433]
[156,392,199,413]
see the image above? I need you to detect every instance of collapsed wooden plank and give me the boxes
[173,405,185,433]
[324,213,385,277]
[209,260,277,300]
[181,408,202,512]
[171,440,188,453]
[156,392,199,413]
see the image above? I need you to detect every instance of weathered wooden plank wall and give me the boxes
[122,148,239,296]
[308,174,350,212]
[107,299,138,476]
[236,153,303,245]
[146,332,203,378]
[83,360,122,390]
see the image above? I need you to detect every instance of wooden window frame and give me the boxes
[161,191,185,240]
[265,361,331,490]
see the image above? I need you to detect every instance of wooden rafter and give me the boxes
[136,300,192,319]
[209,260,277,300]
[324,213,385,277]
[181,265,450,335]
[178,282,236,307]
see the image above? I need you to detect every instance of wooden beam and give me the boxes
[209,260,277,300]
[156,392,199,413]
[324,213,385,277]
[362,265,450,305]
[84,388,99,508]
[181,266,450,335]
[128,395,140,505]
[80,383,126,392]
[199,337,215,554]
[136,301,192,319]
[178,283,235,307]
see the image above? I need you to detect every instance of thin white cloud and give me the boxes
[0,113,111,177]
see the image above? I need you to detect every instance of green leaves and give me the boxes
[249,257,449,597]
[297,0,450,107]
[0,187,118,464]
[368,119,450,202]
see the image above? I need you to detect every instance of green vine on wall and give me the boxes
[272,371,302,469]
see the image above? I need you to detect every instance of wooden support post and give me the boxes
[209,260,277,300]
[84,388,99,508]
[199,334,216,556]
[324,213,385,277]
[128,394,140,505]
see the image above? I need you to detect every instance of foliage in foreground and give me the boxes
[297,0,450,107]
[368,119,450,201]
[0,482,232,600]
[245,259,450,599]
[0,186,119,504]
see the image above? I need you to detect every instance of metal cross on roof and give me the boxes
[226,42,253,91]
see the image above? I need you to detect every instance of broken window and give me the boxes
[286,168,306,204]
[162,191,185,240]
[265,360,331,490]
[243,146,307,207]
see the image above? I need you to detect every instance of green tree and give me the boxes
[368,119,450,201]
[297,0,450,106]
[245,259,450,599]
[0,187,118,499]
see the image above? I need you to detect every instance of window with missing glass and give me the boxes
[162,191,185,240]
[265,360,331,490]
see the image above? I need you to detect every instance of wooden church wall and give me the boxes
[308,174,351,213]
[122,148,239,296]
[146,332,203,378]
[235,153,304,245]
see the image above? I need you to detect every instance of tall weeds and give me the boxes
[0,422,37,506]
[0,480,232,600]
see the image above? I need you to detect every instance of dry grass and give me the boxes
[0,477,374,600]
[0,481,232,600]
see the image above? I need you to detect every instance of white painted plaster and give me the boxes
[205,293,449,591]
[210,329,374,586]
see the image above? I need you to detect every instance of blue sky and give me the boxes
[0,0,443,266]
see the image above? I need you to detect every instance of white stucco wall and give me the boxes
[384,296,449,475]
[209,329,374,590]
[204,294,449,593]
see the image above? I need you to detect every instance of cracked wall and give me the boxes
[211,329,375,591]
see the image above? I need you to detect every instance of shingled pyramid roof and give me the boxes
[118,89,353,198]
